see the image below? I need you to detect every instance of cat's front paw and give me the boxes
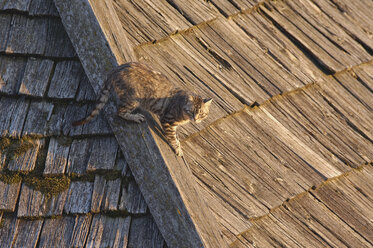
[174,146,183,157]
[132,113,145,123]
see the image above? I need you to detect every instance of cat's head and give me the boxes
[184,96,213,123]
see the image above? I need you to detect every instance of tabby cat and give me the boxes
[73,62,212,156]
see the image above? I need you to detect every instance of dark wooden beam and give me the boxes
[53,0,227,247]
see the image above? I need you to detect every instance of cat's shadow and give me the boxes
[135,109,169,144]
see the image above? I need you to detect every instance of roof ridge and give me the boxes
[53,0,227,247]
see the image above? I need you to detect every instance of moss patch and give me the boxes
[24,176,70,198]
[0,172,22,184]
[1,137,39,168]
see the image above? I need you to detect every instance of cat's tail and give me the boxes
[72,88,110,126]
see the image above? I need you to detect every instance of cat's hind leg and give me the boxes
[117,102,145,123]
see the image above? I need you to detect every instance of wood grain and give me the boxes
[17,183,68,217]
[19,58,54,97]
[0,180,22,211]
[85,214,131,248]
[38,215,92,248]
[64,181,93,214]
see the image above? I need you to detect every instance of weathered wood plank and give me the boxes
[75,74,97,101]
[5,15,47,55]
[259,1,371,73]
[80,105,112,135]
[0,214,17,247]
[128,215,165,248]
[7,139,45,172]
[0,14,12,52]
[113,0,191,46]
[231,166,373,247]
[44,137,71,175]
[38,215,92,248]
[313,168,373,242]
[64,181,93,214]
[12,219,43,248]
[91,175,121,212]
[55,0,228,246]
[47,60,84,99]
[22,100,54,137]
[0,180,22,211]
[17,183,68,217]
[0,97,30,138]
[65,138,90,176]
[86,214,131,248]
[2,0,31,12]
[320,71,373,143]
[115,154,128,176]
[19,58,54,97]
[44,18,76,58]
[119,179,147,214]
[0,55,27,95]
[209,0,262,16]
[86,136,118,171]
[5,15,75,57]
[208,0,239,17]
[29,0,59,16]
[162,0,220,25]
[310,0,373,52]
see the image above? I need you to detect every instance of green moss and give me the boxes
[24,175,70,198]
[1,137,39,167]
[0,172,22,184]
[0,138,11,150]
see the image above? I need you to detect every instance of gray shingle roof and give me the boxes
[0,1,164,247]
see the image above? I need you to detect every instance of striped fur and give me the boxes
[72,62,212,156]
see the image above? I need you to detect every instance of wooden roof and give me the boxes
[1,0,372,247]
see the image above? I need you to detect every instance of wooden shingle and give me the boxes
[47,60,84,99]
[7,139,44,172]
[65,138,90,176]
[11,219,43,248]
[17,184,68,217]
[85,214,131,248]
[0,14,12,52]
[5,15,75,57]
[86,136,118,171]
[44,137,71,175]
[119,179,147,214]
[260,1,372,73]
[28,0,59,16]
[64,181,93,214]
[0,97,30,138]
[114,0,191,46]
[0,181,22,211]
[91,175,121,212]
[0,55,27,95]
[1,0,31,12]
[19,57,54,97]
[0,215,17,247]
[22,100,54,137]
[158,0,220,25]
[6,15,47,55]
[128,215,165,248]
[230,166,373,247]
[38,215,92,248]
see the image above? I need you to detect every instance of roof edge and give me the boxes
[52,0,227,247]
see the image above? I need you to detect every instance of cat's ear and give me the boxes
[203,98,213,106]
